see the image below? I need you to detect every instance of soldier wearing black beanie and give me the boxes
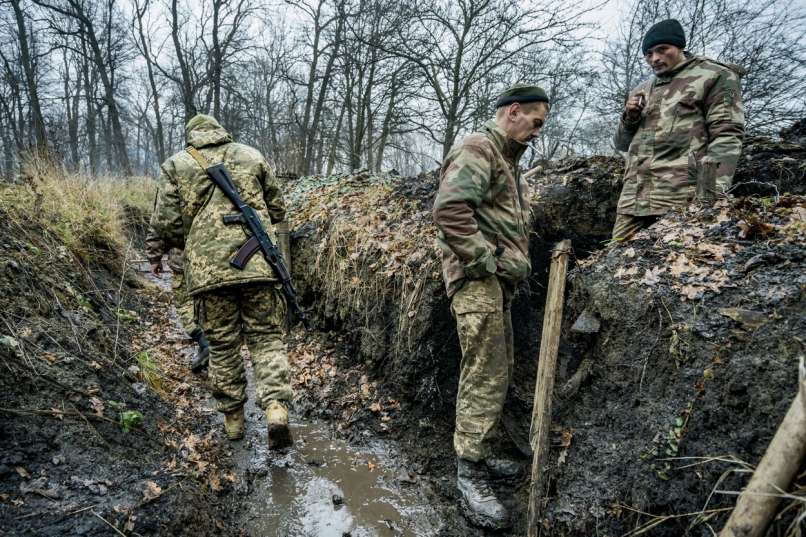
[642,19,686,54]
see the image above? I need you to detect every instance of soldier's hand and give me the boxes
[624,93,646,121]
[150,261,163,276]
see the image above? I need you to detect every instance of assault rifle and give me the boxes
[187,147,311,330]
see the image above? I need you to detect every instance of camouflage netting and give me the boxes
[284,124,806,535]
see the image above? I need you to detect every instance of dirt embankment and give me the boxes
[285,126,806,535]
[0,176,235,535]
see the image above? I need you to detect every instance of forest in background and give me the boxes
[0,0,804,180]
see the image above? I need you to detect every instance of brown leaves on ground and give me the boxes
[288,331,402,433]
[605,196,805,301]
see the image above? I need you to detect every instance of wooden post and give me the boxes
[527,239,572,537]
[719,358,806,537]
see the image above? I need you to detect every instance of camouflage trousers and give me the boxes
[612,214,661,241]
[171,272,198,336]
[196,284,292,413]
[451,276,514,462]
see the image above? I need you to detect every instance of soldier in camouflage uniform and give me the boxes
[433,84,549,529]
[145,229,210,373]
[150,114,293,448]
[613,18,745,240]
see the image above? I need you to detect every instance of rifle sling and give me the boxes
[186,146,211,170]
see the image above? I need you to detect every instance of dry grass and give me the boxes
[290,175,441,359]
[0,160,155,266]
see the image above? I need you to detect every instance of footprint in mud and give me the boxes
[225,373,444,537]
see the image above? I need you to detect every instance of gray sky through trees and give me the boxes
[0,0,803,179]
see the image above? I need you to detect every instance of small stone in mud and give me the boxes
[131,383,147,396]
[331,494,344,507]
[51,455,65,466]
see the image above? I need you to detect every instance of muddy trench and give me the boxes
[2,129,804,537]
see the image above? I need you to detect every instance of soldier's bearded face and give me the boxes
[509,105,548,144]
[644,44,685,75]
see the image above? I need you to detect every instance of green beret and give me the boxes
[495,84,550,108]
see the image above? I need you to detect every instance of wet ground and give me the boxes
[142,265,447,537]
[227,375,444,537]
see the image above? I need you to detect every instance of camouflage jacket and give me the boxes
[615,54,745,216]
[144,224,184,273]
[150,115,286,296]
[433,119,531,298]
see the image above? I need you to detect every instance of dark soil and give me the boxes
[0,210,234,536]
[285,123,806,536]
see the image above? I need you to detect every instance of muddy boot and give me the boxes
[223,408,245,441]
[266,400,293,450]
[485,456,522,480]
[456,458,510,529]
[189,328,210,374]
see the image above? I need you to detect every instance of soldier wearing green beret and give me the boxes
[433,83,549,529]
[613,19,745,240]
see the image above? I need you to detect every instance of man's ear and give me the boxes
[508,102,521,119]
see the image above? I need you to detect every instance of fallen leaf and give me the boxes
[89,397,105,417]
[718,308,768,330]
[142,480,162,502]
[367,461,377,472]
[640,266,666,286]
[14,467,30,480]
[623,247,636,258]
[669,254,692,278]
[614,266,639,279]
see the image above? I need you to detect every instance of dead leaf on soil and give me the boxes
[640,266,666,286]
[14,466,30,480]
[142,480,162,502]
[89,397,105,417]
[718,308,769,330]
[623,247,636,258]
[614,266,639,279]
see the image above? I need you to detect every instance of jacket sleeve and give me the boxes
[432,141,497,280]
[260,159,286,224]
[613,82,649,152]
[151,166,185,250]
[703,70,745,191]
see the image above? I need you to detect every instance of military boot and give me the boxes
[223,408,245,441]
[189,328,210,373]
[266,400,293,449]
[456,458,510,529]
[485,456,523,480]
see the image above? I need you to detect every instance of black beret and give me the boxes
[495,84,550,108]
[642,19,686,54]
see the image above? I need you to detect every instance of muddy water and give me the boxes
[229,375,444,537]
[143,267,444,536]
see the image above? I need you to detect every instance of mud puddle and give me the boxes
[140,266,445,536]
[228,372,444,537]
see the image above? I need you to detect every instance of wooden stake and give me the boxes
[527,239,572,537]
[719,357,806,537]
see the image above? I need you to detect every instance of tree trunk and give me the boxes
[10,0,47,153]
[171,0,196,122]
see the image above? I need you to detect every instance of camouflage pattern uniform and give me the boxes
[150,115,292,413]
[144,230,197,336]
[433,119,531,462]
[613,54,745,239]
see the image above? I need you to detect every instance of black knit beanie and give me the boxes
[642,19,686,54]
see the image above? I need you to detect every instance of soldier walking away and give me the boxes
[613,18,745,241]
[150,114,293,449]
[145,232,210,373]
[433,84,550,529]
